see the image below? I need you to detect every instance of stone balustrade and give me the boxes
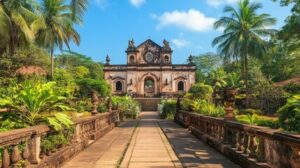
[175,111,300,168]
[0,110,120,168]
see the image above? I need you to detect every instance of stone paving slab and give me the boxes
[120,111,182,168]
[158,120,241,168]
[62,120,138,168]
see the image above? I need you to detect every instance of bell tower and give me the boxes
[126,39,139,65]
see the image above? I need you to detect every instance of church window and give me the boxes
[116,81,123,91]
[178,81,184,91]
[164,55,169,63]
[129,55,135,64]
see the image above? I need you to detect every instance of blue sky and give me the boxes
[67,0,292,64]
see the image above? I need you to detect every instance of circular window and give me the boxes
[145,52,154,63]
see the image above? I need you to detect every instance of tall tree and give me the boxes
[37,0,80,79]
[212,0,276,104]
[0,0,41,55]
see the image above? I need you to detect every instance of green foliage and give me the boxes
[225,72,243,89]
[236,114,279,129]
[192,99,225,117]
[76,78,111,97]
[283,83,300,94]
[160,100,177,119]
[251,83,286,114]
[277,95,300,132]
[53,69,77,97]
[41,132,70,154]
[188,83,213,100]
[112,96,140,119]
[75,66,90,78]
[207,68,227,89]
[0,81,74,131]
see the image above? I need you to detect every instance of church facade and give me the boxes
[104,39,196,98]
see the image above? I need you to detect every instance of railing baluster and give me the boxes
[257,136,266,162]
[2,147,10,168]
[237,131,244,151]
[11,145,21,167]
[249,134,258,158]
[23,142,30,167]
[243,133,249,154]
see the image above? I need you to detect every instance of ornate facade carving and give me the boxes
[104,39,196,97]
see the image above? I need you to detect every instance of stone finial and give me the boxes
[163,39,170,49]
[128,38,135,48]
[188,55,193,65]
[105,55,110,65]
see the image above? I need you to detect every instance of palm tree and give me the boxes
[0,0,40,55]
[70,0,88,24]
[212,0,276,104]
[37,0,81,79]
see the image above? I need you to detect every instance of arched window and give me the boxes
[116,81,123,91]
[129,55,135,64]
[164,55,169,63]
[178,81,184,91]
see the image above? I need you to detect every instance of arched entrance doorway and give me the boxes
[144,77,155,97]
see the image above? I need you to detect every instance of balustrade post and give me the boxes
[11,145,21,167]
[23,142,30,167]
[91,90,99,115]
[257,137,266,162]
[73,124,81,143]
[223,88,237,121]
[249,135,258,158]
[2,147,10,168]
[29,134,41,164]
[237,131,244,151]
[243,134,249,154]
[108,97,112,112]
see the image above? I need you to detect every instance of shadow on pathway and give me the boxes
[158,120,240,168]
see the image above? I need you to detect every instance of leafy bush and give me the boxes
[238,108,262,115]
[76,78,111,97]
[236,114,279,129]
[41,132,70,154]
[188,83,213,100]
[192,99,225,117]
[0,81,74,131]
[160,100,177,119]
[112,96,140,119]
[283,83,300,94]
[277,95,300,132]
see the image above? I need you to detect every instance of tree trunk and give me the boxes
[244,49,249,108]
[50,48,54,80]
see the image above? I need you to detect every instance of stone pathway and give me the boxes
[158,120,240,168]
[62,120,138,168]
[63,111,240,168]
[120,111,182,168]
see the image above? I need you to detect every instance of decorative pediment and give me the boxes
[174,76,188,80]
[111,76,125,80]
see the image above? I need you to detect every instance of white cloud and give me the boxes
[129,0,146,8]
[171,38,190,48]
[95,0,108,9]
[207,0,239,7]
[154,9,216,32]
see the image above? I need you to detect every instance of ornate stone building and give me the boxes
[104,39,196,98]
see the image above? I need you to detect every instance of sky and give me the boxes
[67,0,292,64]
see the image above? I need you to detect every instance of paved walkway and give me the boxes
[159,120,240,168]
[62,120,138,168]
[120,111,182,168]
[63,111,240,168]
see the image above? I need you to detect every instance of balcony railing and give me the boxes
[175,110,300,168]
[0,110,120,168]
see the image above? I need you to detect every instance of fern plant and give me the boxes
[0,81,74,131]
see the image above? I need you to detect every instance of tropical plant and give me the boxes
[188,83,213,100]
[111,96,140,119]
[0,0,43,55]
[0,81,73,130]
[277,94,300,132]
[212,0,276,104]
[225,72,243,89]
[160,99,177,119]
[37,0,81,79]
[76,78,111,98]
[192,99,225,117]
[207,68,227,90]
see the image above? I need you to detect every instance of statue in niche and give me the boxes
[128,38,135,48]
[163,39,170,49]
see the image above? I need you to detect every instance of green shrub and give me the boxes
[0,81,74,131]
[192,99,225,117]
[283,83,300,94]
[188,83,213,100]
[277,95,300,133]
[239,108,262,115]
[160,100,177,119]
[112,96,140,119]
[236,114,280,129]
